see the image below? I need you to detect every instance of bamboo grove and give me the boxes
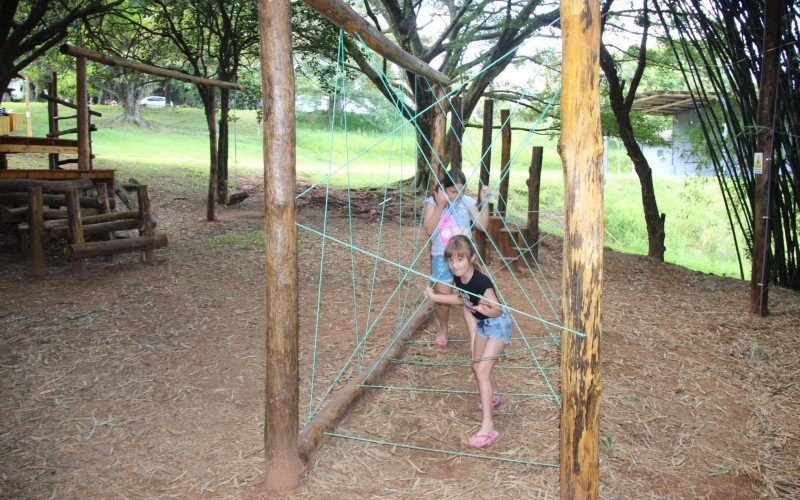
[655,0,799,289]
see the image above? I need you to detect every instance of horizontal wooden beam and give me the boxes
[37,93,102,117]
[60,44,243,91]
[66,233,168,259]
[302,0,451,86]
[298,307,433,462]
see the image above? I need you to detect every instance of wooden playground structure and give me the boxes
[260,0,601,497]
[0,43,244,278]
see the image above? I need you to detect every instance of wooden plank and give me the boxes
[0,178,94,194]
[38,92,102,117]
[17,210,139,232]
[50,218,138,239]
[559,0,603,498]
[0,191,112,208]
[0,169,113,190]
[66,233,167,259]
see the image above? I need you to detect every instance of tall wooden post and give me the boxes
[66,190,87,279]
[448,96,464,171]
[48,73,59,170]
[475,99,494,261]
[527,146,543,261]
[479,99,494,190]
[24,77,32,137]
[205,87,218,221]
[498,109,511,216]
[76,57,91,171]
[559,1,603,498]
[429,85,448,185]
[258,0,304,492]
[750,0,781,316]
[28,187,45,278]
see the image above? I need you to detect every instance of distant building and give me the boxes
[628,91,716,177]
[2,77,25,102]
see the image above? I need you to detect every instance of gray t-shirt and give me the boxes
[426,195,477,256]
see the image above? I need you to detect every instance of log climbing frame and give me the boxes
[258,0,603,497]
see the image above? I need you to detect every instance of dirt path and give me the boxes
[1,172,797,498]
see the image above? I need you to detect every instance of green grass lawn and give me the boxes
[6,102,746,278]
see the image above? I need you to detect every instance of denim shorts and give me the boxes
[475,310,512,344]
[430,255,454,285]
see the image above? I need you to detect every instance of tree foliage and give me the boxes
[0,0,120,103]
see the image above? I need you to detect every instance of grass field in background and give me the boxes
[5,102,746,278]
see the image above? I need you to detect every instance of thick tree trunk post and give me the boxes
[205,87,218,221]
[479,99,494,190]
[498,109,511,216]
[136,186,154,263]
[258,0,304,492]
[527,146,544,262]
[448,96,464,171]
[48,74,59,171]
[750,0,781,316]
[65,190,87,278]
[559,1,603,498]
[97,182,115,262]
[28,187,45,278]
[429,85,448,188]
[476,99,494,262]
[217,87,230,204]
[76,57,91,171]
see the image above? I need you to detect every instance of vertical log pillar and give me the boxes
[448,96,464,171]
[475,99,494,262]
[76,56,91,171]
[527,146,544,262]
[97,183,116,262]
[28,187,45,278]
[429,84,448,187]
[750,0,781,316]
[24,77,32,137]
[206,87,218,221]
[48,73,59,171]
[66,190,87,278]
[559,1,603,498]
[136,186,154,263]
[498,109,512,216]
[258,0,304,492]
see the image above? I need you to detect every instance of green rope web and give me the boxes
[296,25,570,467]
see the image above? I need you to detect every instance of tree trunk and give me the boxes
[600,42,666,261]
[113,77,149,127]
[217,87,230,204]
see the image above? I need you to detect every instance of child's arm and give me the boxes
[424,286,463,305]
[472,287,503,318]
[471,185,491,231]
[423,189,447,236]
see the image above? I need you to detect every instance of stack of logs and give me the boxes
[0,178,168,278]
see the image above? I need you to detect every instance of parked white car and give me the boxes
[139,96,167,107]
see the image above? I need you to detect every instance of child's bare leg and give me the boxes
[472,337,506,435]
[462,307,476,353]
[434,282,453,343]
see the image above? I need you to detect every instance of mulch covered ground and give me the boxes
[1,171,798,498]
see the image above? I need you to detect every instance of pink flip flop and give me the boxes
[434,338,448,348]
[467,431,500,448]
[478,396,502,410]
